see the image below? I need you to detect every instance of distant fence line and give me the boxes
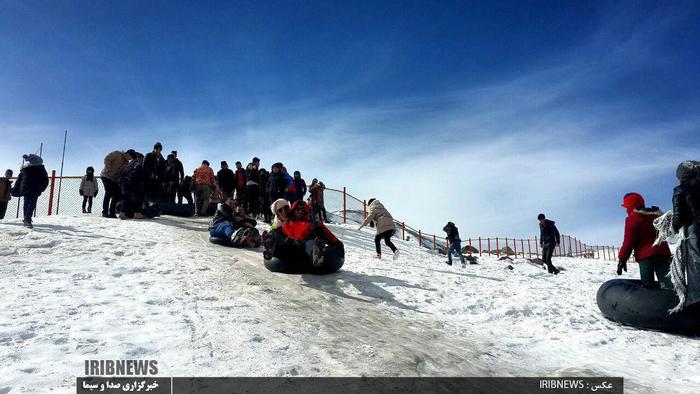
[3,172,622,261]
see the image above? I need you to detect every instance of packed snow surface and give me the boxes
[1,215,699,393]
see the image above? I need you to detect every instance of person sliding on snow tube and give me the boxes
[358,198,399,260]
[209,199,262,248]
[617,192,673,289]
[264,200,344,274]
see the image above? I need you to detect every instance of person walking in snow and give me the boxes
[358,198,399,260]
[100,149,133,218]
[538,213,561,274]
[192,160,216,216]
[443,221,467,267]
[616,192,673,288]
[79,166,99,214]
[0,169,14,220]
[670,161,700,305]
[11,154,49,228]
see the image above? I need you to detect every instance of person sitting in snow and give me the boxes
[11,154,49,228]
[617,192,672,288]
[443,221,467,267]
[358,198,399,260]
[79,166,99,214]
[538,213,561,274]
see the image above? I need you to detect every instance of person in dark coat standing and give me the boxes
[164,154,181,203]
[120,152,146,219]
[538,213,561,274]
[217,161,236,201]
[79,166,99,214]
[100,149,133,218]
[171,150,185,182]
[234,161,247,203]
[11,154,49,228]
[617,192,672,288]
[267,163,287,203]
[672,161,700,305]
[443,221,467,267]
[143,142,166,202]
[245,158,261,217]
[292,171,307,202]
[0,169,14,220]
[259,168,272,223]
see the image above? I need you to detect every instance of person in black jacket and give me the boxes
[672,160,700,306]
[0,169,13,220]
[245,158,261,217]
[11,154,49,228]
[538,213,561,274]
[143,142,166,202]
[443,221,467,267]
[177,176,194,205]
[120,153,146,219]
[267,163,287,203]
[217,161,236,201]
[163,154,181,203]
[259,168,272,223]
[292,171,307,202]
[171,150,185,182]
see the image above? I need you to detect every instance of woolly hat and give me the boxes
[21,154,43,168]
[622,192,645,213]
[154,142,163,150]
[676,160,700,183]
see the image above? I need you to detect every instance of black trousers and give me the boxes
[82,196,93,212]
[0,201,8,219]
[375,230,397,255]
[23,193,39,221]
[245,185,260,217]
[542,245,556,271]
[101,178,122,216]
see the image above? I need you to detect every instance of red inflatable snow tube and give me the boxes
[596,279,700,335]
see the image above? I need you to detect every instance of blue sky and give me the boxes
[1,0,699,245]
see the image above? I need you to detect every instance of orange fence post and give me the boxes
[479,237,482,256]
[342,187,347,224]
[535,236,539,257]
[402,222,405,240]
[433,234,436,250]
[47,170,56,215]
[446,237,449,254]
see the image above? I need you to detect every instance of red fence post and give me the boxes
[513,238,517,257]
[363,200,367,219]
[468,238,473,255]
[535,236,539,257]
[574,237,579,257]
[496,238,500,257]
[527,239,532,258]
[520,239,525,258]
[433,234,436,250]
[47,170,56,216]
[479,237,482,256]
[342,187,347,224]
[568,236,573,257]
[402,222,405,240]
[418,230,422,247]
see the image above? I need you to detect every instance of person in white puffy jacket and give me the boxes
[358,198,399,260]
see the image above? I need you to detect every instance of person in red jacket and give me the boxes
[618,192,673,288]
[283,200,339,245]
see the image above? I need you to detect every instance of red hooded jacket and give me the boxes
[618,207,671,263]
[283,200,338,244]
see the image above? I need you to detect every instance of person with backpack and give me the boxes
[177,176,194,205]
[443,221,467,267]
[617,192,673,288]
[79,166,99,214]
[538,213,561,274]
[163,154,182,203]
[11,154,49,228]
[217,161,236,201]
[0,169,14,220]
[358,198,399,260]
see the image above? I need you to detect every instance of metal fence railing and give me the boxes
[2,172,623,261]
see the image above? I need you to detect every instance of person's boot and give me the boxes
[118,212,128,220]
[22,219,33,229]
[393,250,400,260]
[134,212,145,219]
[373,255,382,260]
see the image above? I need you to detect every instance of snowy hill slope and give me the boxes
[1,215,699,393]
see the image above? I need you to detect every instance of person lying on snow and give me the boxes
[617,192,673,289]
[264,200,344,263]
[209,198,262,247]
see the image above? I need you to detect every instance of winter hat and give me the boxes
[154,142,163,150]
[202,160,210,166]
[289,200,311,221]
[21,154,43,168]
[272,162,283,170]
[271,198,290,214]
[622,192,645,213]
[537,213,545,220]
[367,198,376,206]
[676,160,700,183]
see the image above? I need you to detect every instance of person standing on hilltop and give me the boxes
[11,154,49,228]
[443,221,467,267]
[100,149,133,218]
[143,142,166,202]
[79,166,99,214]
[538,213,561,274]
[245,158,261,218]
[358,198,399,260]
[192,160,216,216]
[671,161,700,306]
[0,169,14,220]
[234,161,247,204]
[217,161,235,201]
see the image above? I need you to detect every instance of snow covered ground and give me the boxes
[1,215,699,393]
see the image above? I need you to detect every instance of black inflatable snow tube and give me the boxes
[159,203,195,217]
[596,279,700,335]
[264,245,344,275]
[209,236,232,247]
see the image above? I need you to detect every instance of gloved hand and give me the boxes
[79,189,84,196]
[617,260,627,276]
